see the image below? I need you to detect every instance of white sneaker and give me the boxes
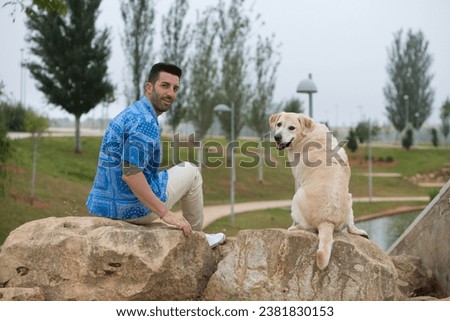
[205,233,226,248]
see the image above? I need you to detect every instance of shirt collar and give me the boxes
[139,96,158,119]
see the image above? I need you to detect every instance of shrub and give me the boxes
[401,128,413,150]
[346,129,358,152]
[430,128,439,147]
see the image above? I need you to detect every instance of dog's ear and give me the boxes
[298,114,314,130]
[269,113,282,129]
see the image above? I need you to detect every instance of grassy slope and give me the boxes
[1,136,447,243]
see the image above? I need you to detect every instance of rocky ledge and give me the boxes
[0,216,444,301]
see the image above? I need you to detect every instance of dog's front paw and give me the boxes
[360,232,369,239]
[287,225,300,232]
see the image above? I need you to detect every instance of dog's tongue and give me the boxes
[276,143,286,150]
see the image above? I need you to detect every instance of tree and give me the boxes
[430,128,439,148]
[24,109,49,204]
[282,97,304,113]
[346,129,358,152]
[384,29,434,133]
[160,0,191,164]
[120,0,155,103]
[3,0,67,20]
[0,87,12,198]
[186,9,221,169]
[25,0,114,154]
[160,0,191,136]
[0,101,27,131]
[355,121,380,144]
[440,98,450,144]
[402,127,413,150]
[216,0,253,141]
[246,34,280,182]
[0,122,10,198]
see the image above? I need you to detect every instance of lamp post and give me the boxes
[297,73,318,118]
[403,94,409,130]
[214,103,235,226]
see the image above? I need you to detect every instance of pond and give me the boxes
[355,211,421,251]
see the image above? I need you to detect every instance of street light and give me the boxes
[403,95,409,130]
[297,73,318,118]
[214,103,235,226]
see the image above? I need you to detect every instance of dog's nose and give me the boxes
[274,134,282,142]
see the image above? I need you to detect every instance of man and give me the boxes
[86,62,225,248]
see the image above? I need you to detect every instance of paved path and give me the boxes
[181,196,430,228]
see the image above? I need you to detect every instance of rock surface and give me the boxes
[0,287,45,301]
[0,217,444,301]
[0,216,216,300]
[203,228,399,300]
[391,254,441,298]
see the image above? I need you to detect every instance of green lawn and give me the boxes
[0,136,447,244]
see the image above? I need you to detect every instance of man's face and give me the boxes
[146,71,180,115]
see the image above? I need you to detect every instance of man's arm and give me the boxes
[122,163,192,236]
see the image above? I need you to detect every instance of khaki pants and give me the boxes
[126,162,204,230]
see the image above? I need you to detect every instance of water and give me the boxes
[355,211,421,251]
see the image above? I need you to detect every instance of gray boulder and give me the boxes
[0,216,216,300]
[391,254,442,298]
[2,217,442,301]
[203,228,400,300]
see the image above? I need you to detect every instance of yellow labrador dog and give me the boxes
[269,112,368,270]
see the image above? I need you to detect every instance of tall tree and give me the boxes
[247,34,280,139]
[0,86,11,198]
[282,97,304,113]
[216,0,253,141]
[24,109,48,205]
[440,98,450,144]
[384,29,434,133]
[3,0,67,20]
[160,0,191,135]
[355,120,380,144]
[246,34,280,182]
[120,0,155,103]
[25,0,114,153]
[186,9,220,169]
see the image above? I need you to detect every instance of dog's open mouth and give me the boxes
[276,138,293,150]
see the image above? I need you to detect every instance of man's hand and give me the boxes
[161,210,192,236]
[121,171,192,236]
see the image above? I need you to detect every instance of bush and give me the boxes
[346,129,358,152]
[0,100,27,131]
[0,121,11,197]
[401,128,413,150]
[430,128,439,147]
[428,188,440,201]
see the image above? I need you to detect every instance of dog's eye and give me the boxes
[288,126,296,130]
[276,122,282,127]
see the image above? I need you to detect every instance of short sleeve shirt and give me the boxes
[86,96,168,220]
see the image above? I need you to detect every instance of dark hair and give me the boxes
[147,63,182,84]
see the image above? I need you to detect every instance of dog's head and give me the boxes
[268,112,314,150]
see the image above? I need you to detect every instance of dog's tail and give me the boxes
[316,222,335,270]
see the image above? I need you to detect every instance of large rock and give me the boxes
[391,254,441,298]
[0,287,45,301]
[4,217,440,301]
[203,228,399,300]
[0,217,216,300]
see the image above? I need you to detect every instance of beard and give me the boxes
[149,89,174,114]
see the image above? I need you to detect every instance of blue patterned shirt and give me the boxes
[86,96,168,220]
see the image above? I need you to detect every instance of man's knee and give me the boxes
[179,162,202,183]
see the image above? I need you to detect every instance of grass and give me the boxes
[0,135,447,244]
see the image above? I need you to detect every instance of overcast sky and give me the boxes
[1,0,449,127]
